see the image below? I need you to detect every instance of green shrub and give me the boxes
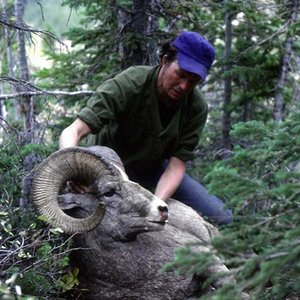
[0,133,72,299]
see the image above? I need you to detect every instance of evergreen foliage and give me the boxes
[24,0,83,38]
[180,111,300,298]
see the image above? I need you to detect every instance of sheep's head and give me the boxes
[31,146,168,236]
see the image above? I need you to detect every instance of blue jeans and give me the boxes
[126,161,233,226]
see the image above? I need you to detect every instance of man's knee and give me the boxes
[214,209,233,226]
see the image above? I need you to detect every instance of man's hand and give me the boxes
[67,181,89,194]
[59,118,92,149]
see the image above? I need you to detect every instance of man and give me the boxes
[59,31,233,225]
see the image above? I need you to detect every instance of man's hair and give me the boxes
[159,41,178,64]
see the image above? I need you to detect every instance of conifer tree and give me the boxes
[171,111,300,298]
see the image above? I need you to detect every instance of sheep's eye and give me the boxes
[103,189,115,197]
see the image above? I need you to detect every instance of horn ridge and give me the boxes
[31,147,111,233]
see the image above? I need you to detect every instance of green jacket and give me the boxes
[78,65,208,169]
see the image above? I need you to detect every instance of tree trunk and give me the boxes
[0,59,3,126]
[117,3,127,62]
[146,0,159,66]
[242,22,254,122]
[222,9,233,149]
[273,0,299,122]
[15,0,35,143]
[1,0,20,121]
[118,0,159,68]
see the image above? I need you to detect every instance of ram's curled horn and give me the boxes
[31,147,115,234]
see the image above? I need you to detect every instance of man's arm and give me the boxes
[154,156,186,201]
[59,118,93,193]
[59,118,92,149]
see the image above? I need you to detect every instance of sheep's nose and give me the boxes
[158,205,169,222]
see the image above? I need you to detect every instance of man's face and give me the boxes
[157,59,201,103]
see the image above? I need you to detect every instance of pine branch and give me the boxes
[0,11,63,46]
[0,90,95,100]
[0,76,94,100]
[238,21,289,57]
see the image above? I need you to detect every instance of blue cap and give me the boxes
[171,31,215,81]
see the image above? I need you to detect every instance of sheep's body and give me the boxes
[31,146,231,299]
[60,194,229,300]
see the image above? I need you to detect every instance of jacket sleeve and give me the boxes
[173,90,208,161]
[78,67,143,134]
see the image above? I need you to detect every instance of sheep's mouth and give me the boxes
[119,220,167,241]
[130,216,168,225]
[147,219,168,231]
[130,220,167,229]
[149,220,168,225]
[129,220,167,232]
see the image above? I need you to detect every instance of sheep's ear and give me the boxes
[57,193,97,210]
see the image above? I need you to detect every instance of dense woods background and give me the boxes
[0,0,300,299]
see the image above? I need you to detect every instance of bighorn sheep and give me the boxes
[31,146,232,299]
